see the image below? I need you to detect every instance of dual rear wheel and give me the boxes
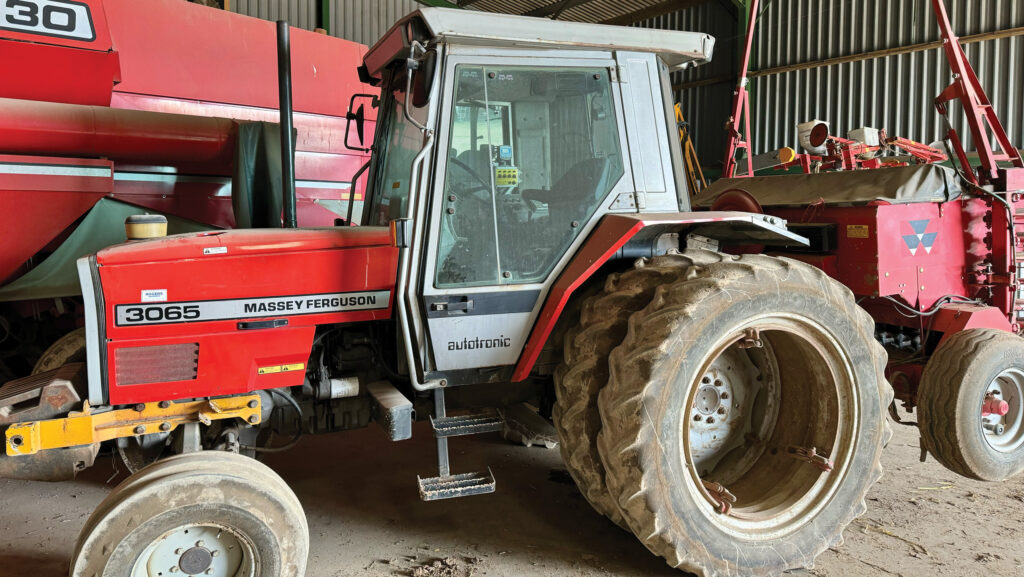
[553,251,892,576]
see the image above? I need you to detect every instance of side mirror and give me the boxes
[344,93,379,152]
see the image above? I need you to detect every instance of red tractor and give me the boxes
[705,0,1024,482]
[0,0,376,382]
[1,7,892,577]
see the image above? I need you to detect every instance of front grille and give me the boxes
[115,343,199,386]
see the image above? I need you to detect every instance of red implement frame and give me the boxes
[931,0,1024,330]
[932,0,1024,187]
[721,0,759,179]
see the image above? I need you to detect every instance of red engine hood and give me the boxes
[97,227,393,266]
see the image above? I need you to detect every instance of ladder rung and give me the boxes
[418,470,496,501]
[431,413,503,438]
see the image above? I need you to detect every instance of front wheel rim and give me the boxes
[982,368,1024,453]
[132,523,256,577]
[680,314,859,541]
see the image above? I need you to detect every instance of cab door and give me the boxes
[418,55,632,376]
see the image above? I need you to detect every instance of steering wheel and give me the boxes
[448,156,491,193]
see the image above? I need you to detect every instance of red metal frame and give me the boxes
[710,0,1023,406]
[721,0,759,179]
[931,0,1024,187]
[0,0,377,287]
[930,0,1024,331]
[0,155,112,282]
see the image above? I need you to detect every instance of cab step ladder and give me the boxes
[417,388,501,501]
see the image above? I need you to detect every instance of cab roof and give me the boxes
[363,7,715,79]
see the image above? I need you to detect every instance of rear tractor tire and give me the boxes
[71,451,308,577]
[918,328,1024,481]
[552,251,718,527]
[596,253,891,576]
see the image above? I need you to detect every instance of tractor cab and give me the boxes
[353,8,731,387]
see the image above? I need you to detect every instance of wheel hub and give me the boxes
[687,347,773,478]
[982,369,1024,453]
[694,384,722,416]
[179,546,213,575]
[133,525,246,577]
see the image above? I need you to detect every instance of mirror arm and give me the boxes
[403,41,430,133]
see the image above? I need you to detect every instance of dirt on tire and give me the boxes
[552,251,717,527]
[596,253,892,576]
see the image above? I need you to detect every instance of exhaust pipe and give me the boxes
[277,20,298,228]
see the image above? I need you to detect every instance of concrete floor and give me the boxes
[1,415,1023,577]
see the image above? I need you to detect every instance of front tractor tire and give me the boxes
[592,253,891,576]
[71,451,308,577]
[918,328,1024,481]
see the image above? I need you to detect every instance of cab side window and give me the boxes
[436,65,623,288]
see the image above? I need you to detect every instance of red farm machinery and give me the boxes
[705,0,1024,482]
[0,0,377,382]
[5,2,998,577]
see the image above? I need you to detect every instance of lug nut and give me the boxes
[175,548,184,555]
[248,400,258,409]
[196,540,205,547]
[211,550,220,557]
[158,400,171,409]
[706,417,715,424]
[717,407,726,415]
[134,404,145,412]
[714,380,723,387]
[693,415,703,422]
[248,415,259,424]
[169,567,179,573]
[702,376,711,384]
[720,392,729,399]
[159,422,171,432]
[133,425,146,435]
[205,570,214,575]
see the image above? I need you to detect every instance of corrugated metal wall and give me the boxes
[640,0,1024,165]
[229,0,417,45]
[229,0,318,30]
[749,0,1024,155]
[328,0,419,46]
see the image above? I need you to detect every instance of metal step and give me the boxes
[418,469,496,501]
[430,412,503,438]
[0,363,83,412]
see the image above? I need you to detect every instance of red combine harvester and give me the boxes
[705,0,1024,482]
[0,0,376,380]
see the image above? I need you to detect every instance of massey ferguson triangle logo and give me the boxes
[901,219,938,256]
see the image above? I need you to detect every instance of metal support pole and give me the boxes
[434,388,449,477]
[276,20,298,228]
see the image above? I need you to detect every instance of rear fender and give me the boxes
[511,212,805,381]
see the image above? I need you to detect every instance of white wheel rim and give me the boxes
[680,314,858,541]
[982,368,1024,453]
[131,524,255,577]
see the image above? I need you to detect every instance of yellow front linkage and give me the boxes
[5,394,262,456]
